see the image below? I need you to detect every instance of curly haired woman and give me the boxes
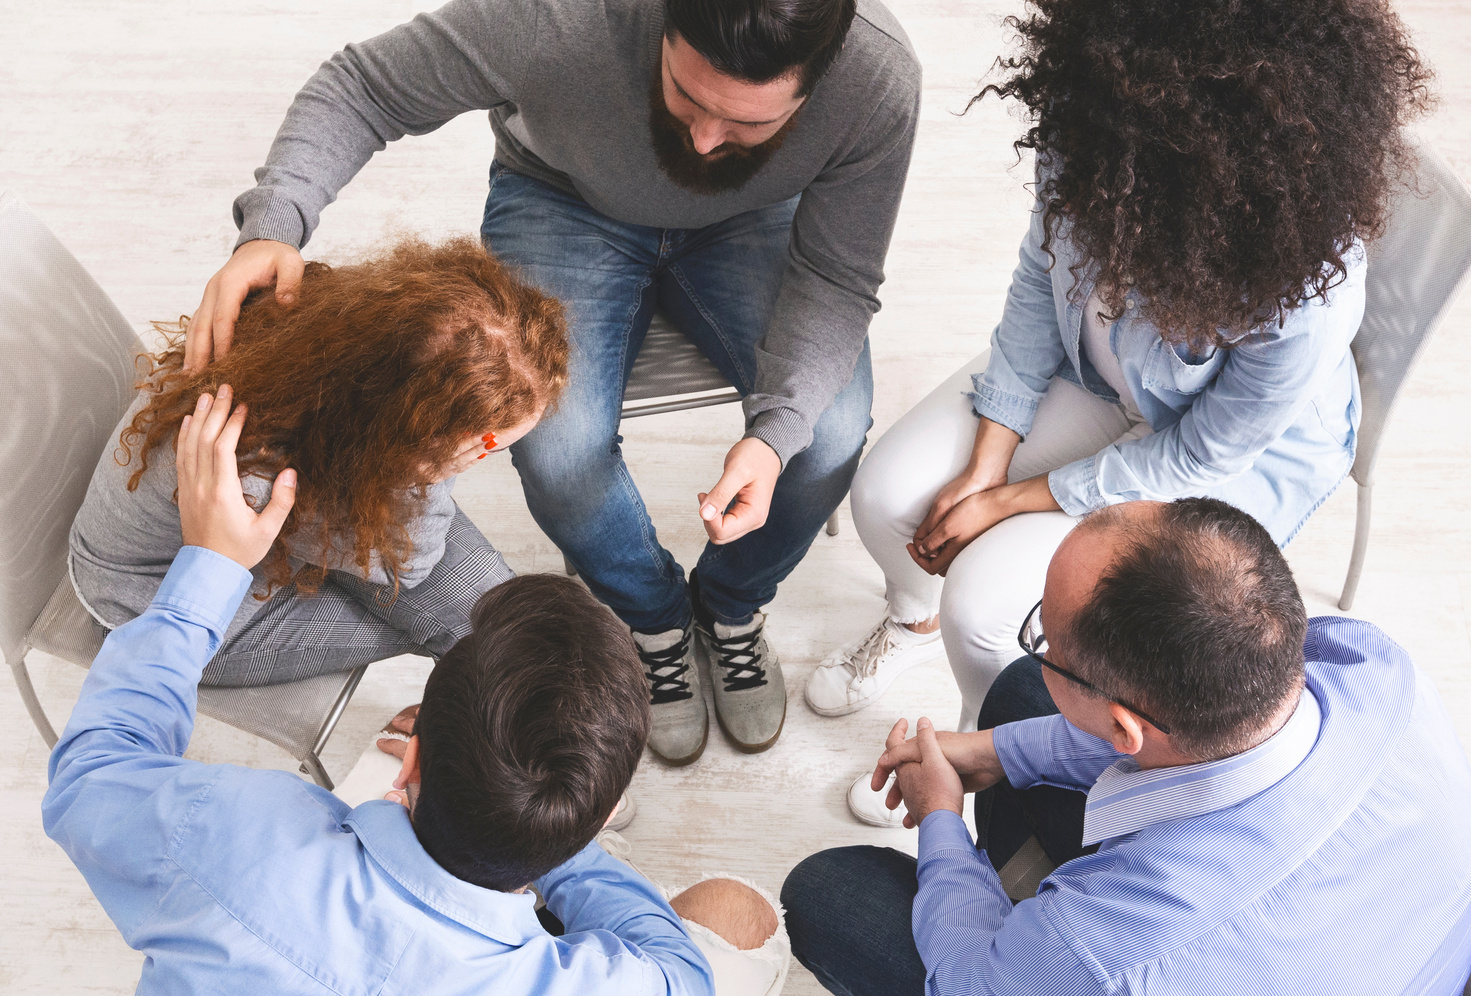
[69,236,567,691]
[808,0,1433,821]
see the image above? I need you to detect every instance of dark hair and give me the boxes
[664,0,857,97]
[975,0,1432,349]
[411,574,650,891]
[1066,498,1308,760]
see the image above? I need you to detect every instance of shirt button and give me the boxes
[1125,300,1136,309]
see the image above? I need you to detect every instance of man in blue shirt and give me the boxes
[783,497,1471,995]
[41,389,750,994]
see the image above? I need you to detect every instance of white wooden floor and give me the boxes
[2,2,1468,992]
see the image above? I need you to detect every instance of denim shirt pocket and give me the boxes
[1142,337,1226,399]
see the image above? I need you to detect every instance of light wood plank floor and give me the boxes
[2,1,1467,991]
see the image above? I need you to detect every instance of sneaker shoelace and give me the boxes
[849,622,901,680]
[638,631,694,704]
[707,626,768,692]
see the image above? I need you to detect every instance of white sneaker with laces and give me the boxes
[804,617,943,717]
[847,771,909,828]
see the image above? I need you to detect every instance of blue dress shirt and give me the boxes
[43,545,714,996]
[912,616,1471,995]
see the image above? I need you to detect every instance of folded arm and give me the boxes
[1046,249,1366,516]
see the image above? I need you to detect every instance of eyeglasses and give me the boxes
[1017,599,1172,735]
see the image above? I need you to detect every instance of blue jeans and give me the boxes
[782,657,1092,995]
[481,164,873,632]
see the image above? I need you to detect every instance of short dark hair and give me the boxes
[410,574,650,891]
[664,0,857,97]
[1065,498,1307,760]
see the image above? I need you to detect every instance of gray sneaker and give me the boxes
[698,613,787,753]
[633,626,708,766]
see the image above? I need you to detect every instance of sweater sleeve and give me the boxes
[233,0,534,248]
[741,48,921,466]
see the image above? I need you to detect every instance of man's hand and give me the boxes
[873,720,1006,805]
[184,240,305,373]
[698,437,781,544]
[876,717,966,830]
[176,385,296,570]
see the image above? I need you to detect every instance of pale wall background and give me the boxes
[1,1,1467,992]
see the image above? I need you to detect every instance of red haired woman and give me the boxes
[68,236,568,688]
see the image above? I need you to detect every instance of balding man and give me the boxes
[782,497,1471,995]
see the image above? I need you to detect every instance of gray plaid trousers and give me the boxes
[201,507,514,686]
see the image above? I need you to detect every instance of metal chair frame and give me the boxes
[1,190,363,790]
[1337,139,1471,609]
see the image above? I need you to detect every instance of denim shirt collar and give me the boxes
[345,800,544,945]
[1081,685,1322,846]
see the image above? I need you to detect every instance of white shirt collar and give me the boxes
[1081,686,1321,847]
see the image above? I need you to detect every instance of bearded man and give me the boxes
[184,0,921,766]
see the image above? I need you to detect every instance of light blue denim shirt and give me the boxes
[972,173,1365,544]
[42,546,713,996]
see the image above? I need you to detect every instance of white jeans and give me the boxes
[851,351,1144,729]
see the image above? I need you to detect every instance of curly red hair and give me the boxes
[122,236,568,593]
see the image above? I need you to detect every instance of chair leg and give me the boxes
[563,553,577,577]
[826,510,840,537]
[297,663,369,791]
[299,751,333,790]
[10,653,59,748]
[1339,483,1372,612]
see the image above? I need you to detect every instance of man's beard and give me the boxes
[647,73,800,195]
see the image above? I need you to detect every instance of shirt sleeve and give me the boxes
[1045,247,1366,517]
[914,811,1099,995]
[991,715,1120,792]
[535,841,714,996]
[42,547,251,938]
[968,173,1069,438]
[233,0,532,248]
[741,59,921,467]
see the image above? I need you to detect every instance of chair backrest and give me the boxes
[1351,139,1471,488]
[0,191,139,667]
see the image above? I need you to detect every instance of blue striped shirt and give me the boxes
[912,617,1471,995]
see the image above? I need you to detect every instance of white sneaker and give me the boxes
[805,617,943,717]
[847,771,909,828]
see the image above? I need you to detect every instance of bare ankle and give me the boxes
[900,616,940,636]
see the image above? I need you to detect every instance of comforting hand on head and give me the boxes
[184,239,305,374]
[175,384,296,570]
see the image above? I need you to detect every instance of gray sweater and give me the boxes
[69,394,457,637]
[232,0,921,466]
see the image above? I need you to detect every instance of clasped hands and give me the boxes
[870,717,1006,829]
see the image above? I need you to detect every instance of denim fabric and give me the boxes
[972,658,1096,870]
[482,163,873,631]
[782,846,927,996]
[971,164,1364,545]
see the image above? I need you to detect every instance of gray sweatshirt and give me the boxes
[232,0,921,466]
[69,394,458,637]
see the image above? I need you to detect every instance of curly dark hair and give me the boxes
[977,0,1433,347]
